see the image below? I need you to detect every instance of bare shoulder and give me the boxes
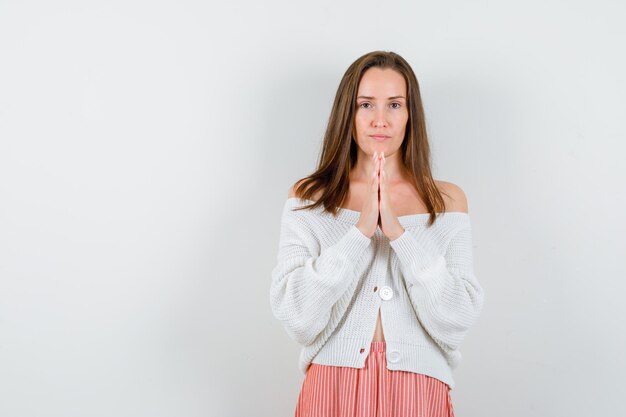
[288,179,323,201]
[435,180,469,213]
[287,182,298,198]
[287,178,306,198]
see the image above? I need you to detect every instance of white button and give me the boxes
[379,286,393,301]
[388,350,400,363]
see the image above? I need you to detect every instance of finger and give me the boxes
[378,163,383,210]
[381,155,385,181]
[371,152,377,174]
[380,158,387,196]
[372,159,377,185]
[371,154,378,194]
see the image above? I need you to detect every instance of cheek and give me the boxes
[397,113,409,128]
[354,114,367,131]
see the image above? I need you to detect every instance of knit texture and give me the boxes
[269,197,485,390]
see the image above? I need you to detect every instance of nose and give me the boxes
[372,107,387,128]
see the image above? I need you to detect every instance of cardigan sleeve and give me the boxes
[270,215,372,346]
[389,221,485,368]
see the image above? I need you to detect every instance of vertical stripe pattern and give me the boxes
[294,341,454,417]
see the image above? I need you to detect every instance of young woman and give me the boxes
[270,50,485,417]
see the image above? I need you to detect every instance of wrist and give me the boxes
[389,227,405,241]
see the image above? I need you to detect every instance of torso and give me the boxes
[307,178,453,343]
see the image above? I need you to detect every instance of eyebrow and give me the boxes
[357,95,406,100]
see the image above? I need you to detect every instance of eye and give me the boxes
[390,102,402,109]
[359,102,372,109]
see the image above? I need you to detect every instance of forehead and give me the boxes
[357,67,406,95]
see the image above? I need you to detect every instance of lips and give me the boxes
[370,135,390,141]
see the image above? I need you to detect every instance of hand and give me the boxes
[378,152,405,241]
[355,151,381,238]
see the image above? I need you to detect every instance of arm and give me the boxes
[389,223,485,366]
[269,215,372,346]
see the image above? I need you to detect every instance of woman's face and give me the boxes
[353,67,409,157]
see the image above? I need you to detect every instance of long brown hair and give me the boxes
[290,50,447,227]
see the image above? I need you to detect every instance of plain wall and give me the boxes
[1,0,625,416]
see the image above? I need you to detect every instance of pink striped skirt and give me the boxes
[294,341,454,417]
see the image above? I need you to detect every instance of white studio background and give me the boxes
[1,1,624,416]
